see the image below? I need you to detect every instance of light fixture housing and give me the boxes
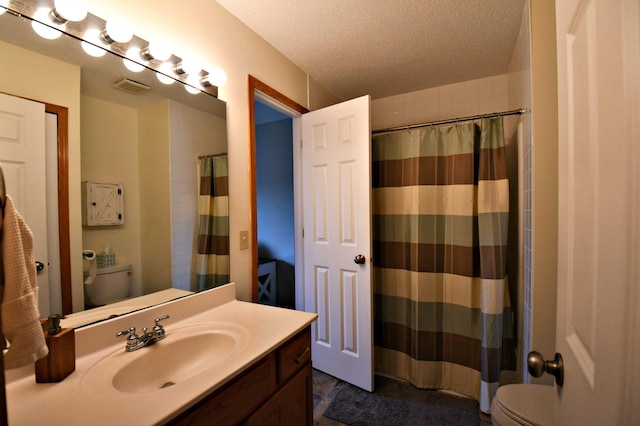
[100,16,133,44]
[50,0,88,23]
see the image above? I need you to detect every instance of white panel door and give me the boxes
[0,93,49,316]
[555,0,640,423]
[302,95,373,391]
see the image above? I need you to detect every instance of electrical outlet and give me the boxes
[239,230,249,250]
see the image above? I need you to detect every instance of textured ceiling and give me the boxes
[216,0,526,101]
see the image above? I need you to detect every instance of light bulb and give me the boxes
[184,75,201,94]
[207,67,227,87]
[81,29,108,57]
[123,48,145,72]
[175,57,201,75]
[156,62,175,85]
[32,8,63,40]
[51,0,87,23]
[102,16,133,43]
[142,39,172,61]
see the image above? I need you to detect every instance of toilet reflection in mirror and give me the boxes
[83,264,132,308]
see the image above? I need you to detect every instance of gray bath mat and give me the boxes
[323,376,484,425]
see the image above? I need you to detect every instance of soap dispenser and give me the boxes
[35,314,75,383]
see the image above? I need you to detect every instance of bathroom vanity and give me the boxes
[171,327,312,425]
[5,283,317,425]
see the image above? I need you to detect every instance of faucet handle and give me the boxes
[154,315,170,326]
[116,327,137,339]
[153,315,170,340]
[116,327,145,351]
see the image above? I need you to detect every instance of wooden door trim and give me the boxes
[45,103,72,315]
[247,76,308,302]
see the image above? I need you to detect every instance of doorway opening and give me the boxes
[254,101,294,307]
[248,76,308,308]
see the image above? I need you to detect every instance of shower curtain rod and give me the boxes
[372,108,526,135]
[198,152,228,159]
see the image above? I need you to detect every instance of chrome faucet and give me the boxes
[116,315,170,352]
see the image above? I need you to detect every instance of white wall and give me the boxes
[507,0,533,382]
[168,100,227,291]
[84,0,309,301]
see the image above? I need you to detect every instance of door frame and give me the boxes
[44,103,72,315]
[247,76,309,305]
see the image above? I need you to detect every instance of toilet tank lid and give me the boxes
[86,264,132,274]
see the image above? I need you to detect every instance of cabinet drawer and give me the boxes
[277,328,311,384]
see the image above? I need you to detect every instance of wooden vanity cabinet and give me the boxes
[169,326,312,426]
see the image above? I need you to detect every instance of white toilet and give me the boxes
[491,384,554,425]
[84,264,132,307]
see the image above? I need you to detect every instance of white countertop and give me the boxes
[60,288,193,329]
[5,283,317,425]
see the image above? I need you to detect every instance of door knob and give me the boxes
[35,261,45,273]
[527,351,564,386]
[354,254,366,265]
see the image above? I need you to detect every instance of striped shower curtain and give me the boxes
[372,117,515,413]
[196,155,230,290]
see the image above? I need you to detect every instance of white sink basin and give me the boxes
[80,322,249,397]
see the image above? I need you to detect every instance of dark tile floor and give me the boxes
[312,369,492,426]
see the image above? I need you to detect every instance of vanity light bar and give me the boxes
[5,0,223,98]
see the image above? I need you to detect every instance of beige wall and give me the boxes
[0,40,84,312]
[81,96,143,299]
[85,0,308,301]
[138,101,172,295]
[308,75,341,110]
[529,0,558,383]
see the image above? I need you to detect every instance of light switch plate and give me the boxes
[239,230,249,250]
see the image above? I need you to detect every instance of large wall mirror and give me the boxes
[0,5,229,328]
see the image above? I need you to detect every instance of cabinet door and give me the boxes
[243,363,312,426]
[170,355,277,425]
